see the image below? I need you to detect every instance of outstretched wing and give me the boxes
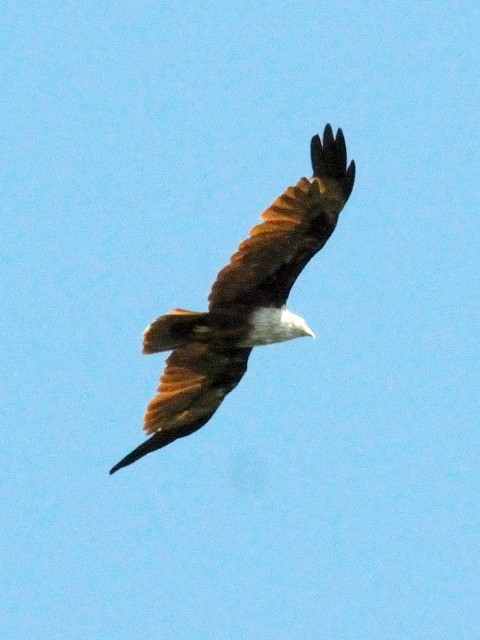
[208,125,355,310]
[110,343,251,474]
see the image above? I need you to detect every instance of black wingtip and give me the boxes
[109,423,196,474]
[310,124,355,197]
[323,123,334,148]
[109,463,122,475]
[109,432,169,475]
[310,133,324,176]
[109,454,135,475]
[345,159,356,199]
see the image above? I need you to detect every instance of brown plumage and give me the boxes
[110,344,251,474]
[209,126,355,309]
[110,125,355,474]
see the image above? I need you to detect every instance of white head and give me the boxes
[245,306,315,346]
[280,308,315,339]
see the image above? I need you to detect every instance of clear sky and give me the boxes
[2,2,479,638]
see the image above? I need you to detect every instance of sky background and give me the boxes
[1,1,479,638]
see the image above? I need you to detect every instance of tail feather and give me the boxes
[142,309,210,354]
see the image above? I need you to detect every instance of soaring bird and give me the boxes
[110,125,355,474]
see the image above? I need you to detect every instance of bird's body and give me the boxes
[110,125,355,474]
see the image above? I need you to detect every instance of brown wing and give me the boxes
[110,343,251,474]
[208,125,355,310]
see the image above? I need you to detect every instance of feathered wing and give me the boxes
[208,124,355,310]
[110,343,251,474]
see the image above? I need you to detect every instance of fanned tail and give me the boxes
[142,309,210,354]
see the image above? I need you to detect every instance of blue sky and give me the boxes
[1,1,479,638]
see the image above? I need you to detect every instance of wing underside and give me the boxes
[208,124,355,309]
[110,343,251,473]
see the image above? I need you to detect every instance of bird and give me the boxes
[110,124,355,474]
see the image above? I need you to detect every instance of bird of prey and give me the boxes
[110,125,355,474]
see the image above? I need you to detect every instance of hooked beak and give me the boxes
[305,325,315,339]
